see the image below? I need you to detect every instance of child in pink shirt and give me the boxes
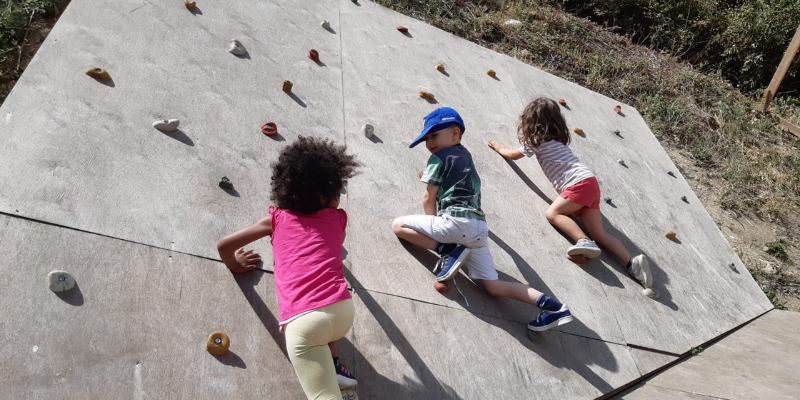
[217,136,360,399]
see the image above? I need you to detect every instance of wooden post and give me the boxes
[760,24,800,110]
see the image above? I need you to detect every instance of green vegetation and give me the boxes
[766,239,791,263]
[377,0,800,221]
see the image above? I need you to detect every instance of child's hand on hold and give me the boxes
[488,140,504,153]
[229,248,261,273]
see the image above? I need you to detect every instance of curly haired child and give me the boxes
[488,98,652,288]
[217,136,360,399]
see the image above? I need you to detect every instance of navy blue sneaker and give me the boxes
[335,360,357,389]
[528,308,573,331]
[435,245,471,282]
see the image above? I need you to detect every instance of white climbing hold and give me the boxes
[321,20,330,29]
[504,19,522,26]
[48,271,76,293]
[642,288,659,299]
[362,123,374,138]
[618,159,625,165]
[228,39,246,55]
[153,119,180,132]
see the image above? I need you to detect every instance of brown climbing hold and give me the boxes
[567,255,587,265]
[558,99,567,107]
[614,105,622,114]
[486,69,496,77]
[206,332,230,356]
[85,68,111,81]
[419,91,435,100]
[664,231,677,240]
[308,49,320,62]
[261,122,277,136]
[184,0,196,10]
[397,26,408,33]
[436,63,445,73]
[282,80,293,93]
[572,127,584,135]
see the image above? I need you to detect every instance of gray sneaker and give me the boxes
[567,238,602,259]
[628,254,652,288]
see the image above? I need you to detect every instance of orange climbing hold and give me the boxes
[486,69,496,77]
[84,68,111,81]
[558,99,567,107]
[261,122,277,137]
[434,281,449,294]
[436,63,445,73]
[282,80,293,93]
[664,231,677,240]
[308,49,320,62]
[397,26,408,33]
[572,127,584,135]
[184,0,196,10]
[206,332,230,356]
[614,105,622,114]
[419,91,435,100]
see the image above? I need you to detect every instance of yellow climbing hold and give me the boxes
[206,332,230,356]
[486,69,496,77]
[184,0,196,10]
[84,68,111,81]
[419,91,435,100]
[436,63,445,73]
[664,231,677,240]
[572,127,584,135]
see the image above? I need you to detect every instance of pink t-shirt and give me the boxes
[269,206,351,324]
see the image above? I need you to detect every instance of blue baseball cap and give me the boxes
[409,107,466,148]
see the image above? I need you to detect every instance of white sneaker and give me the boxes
[567,238,601,259]
[628,254,652,288]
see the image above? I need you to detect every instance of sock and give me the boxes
[433,242,457,255]
[536,293,563,312]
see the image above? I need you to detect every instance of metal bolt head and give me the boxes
[58,276,66,282]
[214,338,222,345]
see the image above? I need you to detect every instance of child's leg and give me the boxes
[285,300,355,400]
[392,216,436,249]
[545,197,589,242]
[479,279,542,306]
[328,341,338,357]
[580,209,631,264]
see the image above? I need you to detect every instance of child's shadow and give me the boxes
[232,270,288,359]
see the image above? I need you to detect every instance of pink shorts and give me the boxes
[560,177,600,216]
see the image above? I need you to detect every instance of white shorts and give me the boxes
[401,214,499,281]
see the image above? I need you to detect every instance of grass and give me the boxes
[376,0,800,223]
[766,240,791,264]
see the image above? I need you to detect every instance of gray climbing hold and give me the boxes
[153,119,180,132]
[321,20,330,29]
[48,271,76,293]
[362,123,374,138]
[604,197,612,205]
[642,288,659,299]
[617,159,625,166]
[229,39,246,55]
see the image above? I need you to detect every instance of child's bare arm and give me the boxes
[217,216,272,273]
[488,140,524,160]
[422,184,438,216]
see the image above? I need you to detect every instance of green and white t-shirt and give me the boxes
[420,144,485,221]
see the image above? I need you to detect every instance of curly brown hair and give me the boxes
[517,97,570,148]
[270,136,360,214]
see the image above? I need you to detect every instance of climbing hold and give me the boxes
[642,288,659,299]
[667,171,676,177]
[308,49,320,62]
[572,127,584,135]
[526,330,539,341]
[48,271,76,293]
[558,99,567,107]
[282,80,293,93]
[206,332,230,356]
[729,263,738,273]
[681,196,688,203]
[184,0,196,10]
[614,130,622,137]
[603,197,612,205]
[396,26,408,33]
[321,20,330,29]
[664,231,677,240]
[219,177,233,190]
[228,39,246,55]
[362,123,374,139]
[418,172,423,179]
[434,281,449,294]
[614,105,622,114]
[419,91,435,100]
[486,69,496,77]
[84,68,111,81]
[617,159,626,166]
[567,255,587,265]
[152,119,180,132]
[436,63,445,73]
[261,122,277,137]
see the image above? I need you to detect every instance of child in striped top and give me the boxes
[488,97,653,288]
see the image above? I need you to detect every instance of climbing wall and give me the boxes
[0,0,772,399]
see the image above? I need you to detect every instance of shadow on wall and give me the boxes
[505,159,677,310]
[233,269,288,360]
[343,270,463,400]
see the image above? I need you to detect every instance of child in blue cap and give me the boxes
[391,107,574,332]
